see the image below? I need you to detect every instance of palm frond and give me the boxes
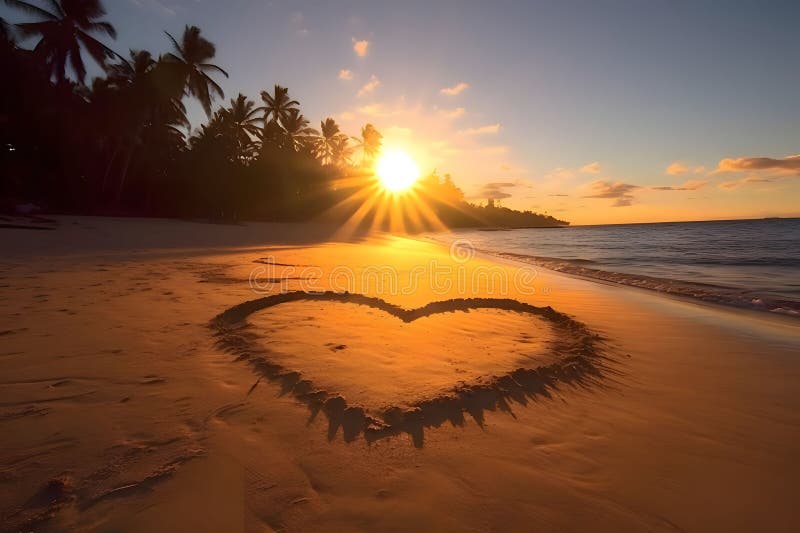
[200,62,228,77]
[42,0,63,17]
[77,31,116,66]
[14,19,53,37]
[164,31,184,59]
[203,72,224,99]
[3,0,58,21]
[87,21,116,39]
[68,38,86,82]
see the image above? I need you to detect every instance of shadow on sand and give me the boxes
[210,291,614,448]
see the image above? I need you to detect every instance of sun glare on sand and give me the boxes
[376,150,420,193]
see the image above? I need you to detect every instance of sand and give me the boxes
[1,216,799,532]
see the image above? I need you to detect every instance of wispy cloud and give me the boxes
[290,11,309,35]
[440,82,469,96]
[338,69,353,81]
[352,38,369,57]
[385,125,413,136]
[357,74,380,97]
[130,0,175,16]
[334,98,527,192]
[476,182,516,200]
[719,176,778,190]
[666,162,688,175]
[357,103,387,116]
[666,161,706,175]
[439,107,466,119]
[461,123,500,135]
[478,145,510,155]
[715,154,800,173]
[544,167,575,180]
[652,179,708,191]
[580,161,601,174]
[712,154,800,190]
[584,180,640,207]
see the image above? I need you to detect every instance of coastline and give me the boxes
[426,219,800,318]
[1,216,799,531]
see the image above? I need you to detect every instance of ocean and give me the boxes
[436,218,800,316]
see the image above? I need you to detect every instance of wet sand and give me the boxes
[1,216,798,531]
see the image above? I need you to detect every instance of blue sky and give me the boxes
[3,0,799,223]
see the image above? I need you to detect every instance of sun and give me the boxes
[376,150,420,193]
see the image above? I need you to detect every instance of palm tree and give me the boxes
[331,135,354,167]
[96,50,189,199]
[104,49,155,88]
[219,93,263,146]
[316,117,354,166]
[280,108,317,152]
[4,0,117,84]
[260,84,299,125]
[0,16,11,42]
[216,93,263,162]
[163,25,228,115]
[317,117,344,165]
[360,123,382,165]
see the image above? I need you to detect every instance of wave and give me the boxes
[491,251,800,317]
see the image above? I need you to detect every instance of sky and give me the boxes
[3,0,799,224]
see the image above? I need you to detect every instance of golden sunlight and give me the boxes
[376,150,420,192]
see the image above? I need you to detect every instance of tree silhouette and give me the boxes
[0,9,569,229]
[360,123,382,165]
[4,0,117,84]
[317,117,350,166]
[280,108,317,152]
[217,93,263,162]
[164,25,228,115]
[260,84,299,125]
[94,49,188,199]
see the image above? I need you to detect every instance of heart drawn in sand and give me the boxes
[211,292,606,447]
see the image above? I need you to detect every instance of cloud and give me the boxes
[544,167,575,180]
[385,125,412,136]
[476,182,516,200]
[338,69,353,81]
[580,161,601,174]
[357,104,383,116]
[583,180,640,207]
[548,193,569,197]
[461,123,501,135]
[439,107,465,119]
[666,162,707,175]
[129,0,175,16]
[290,11,309,35]
[666,162,688,175]
[352,38,369,57]
[357,74,380,97]
[334,98,527,191]
[440,82,469,96]
[652,179,708,191]
[718,176,778,190]
[478,145,509,155]
[715,154,800,174]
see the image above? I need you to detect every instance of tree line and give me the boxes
[0,0,567,228]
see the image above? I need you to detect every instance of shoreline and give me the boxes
[489,249,800,318]
[1,216,798,531]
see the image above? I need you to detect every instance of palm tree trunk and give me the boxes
[101,142,121,194]
[115,143,136,204]
[115,125,145,204]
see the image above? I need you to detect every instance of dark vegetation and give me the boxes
[0,0,567,228]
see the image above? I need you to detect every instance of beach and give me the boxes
[1,216,799,532]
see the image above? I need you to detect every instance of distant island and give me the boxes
[0,14,566,230]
